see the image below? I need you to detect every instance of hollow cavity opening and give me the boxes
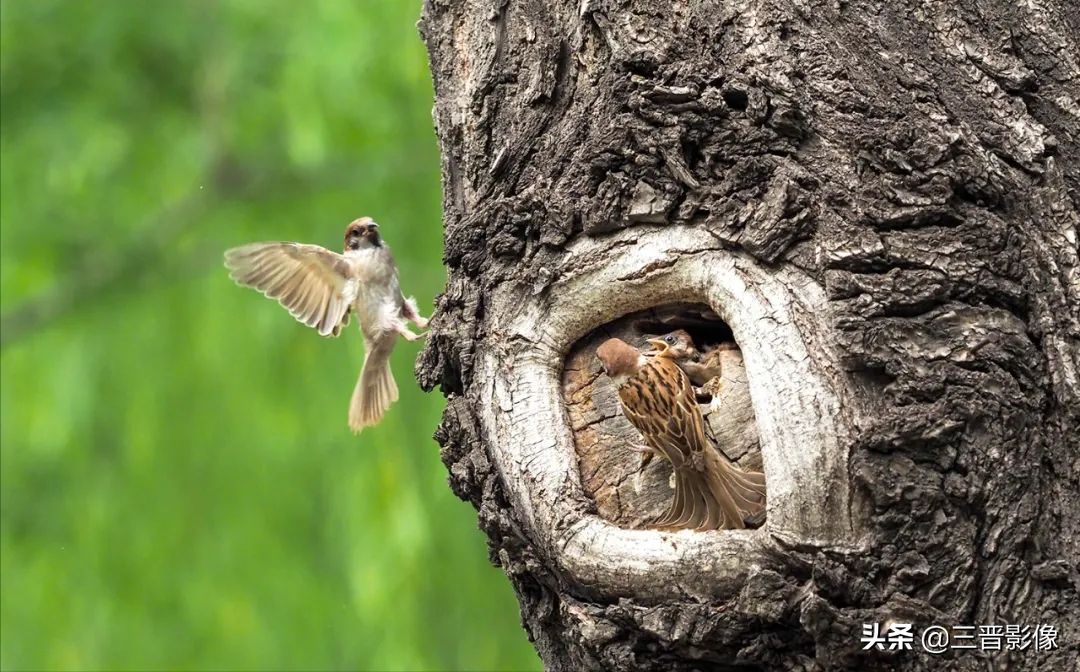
[562,302,766,530]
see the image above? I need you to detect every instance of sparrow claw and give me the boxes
[394,322,426,341]
[625,443,656,470]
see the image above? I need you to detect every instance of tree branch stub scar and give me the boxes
[476,226,868,601]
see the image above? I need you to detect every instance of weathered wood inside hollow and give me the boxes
[564,303,764,528]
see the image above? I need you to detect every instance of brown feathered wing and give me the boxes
[224,242,356,337]
[620,356,766,530]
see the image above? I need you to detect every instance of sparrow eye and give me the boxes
[664,335,675,344]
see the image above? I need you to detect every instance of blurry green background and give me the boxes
[0,2,540,670]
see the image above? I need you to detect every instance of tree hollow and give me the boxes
[476,226,864,600]
[563,304,765,528]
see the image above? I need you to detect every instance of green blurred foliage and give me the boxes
[0,2,540,670]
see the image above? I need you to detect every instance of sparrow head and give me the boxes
[649,329,697,359]
[344,217,382,251]
[597,338,644,385]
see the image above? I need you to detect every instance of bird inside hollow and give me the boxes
[224,217,428,432]
[596,336,767,530]
[652,329,738,389]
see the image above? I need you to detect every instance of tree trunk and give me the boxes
[416,0,1079,670]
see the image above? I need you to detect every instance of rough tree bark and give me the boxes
[416,0,1079,670]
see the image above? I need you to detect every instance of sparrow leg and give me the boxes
[383,303,426,342]
[395,324,425,342]
[626,443,657,469]
[401,296,430,329]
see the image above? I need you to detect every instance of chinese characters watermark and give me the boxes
[861,623,1058,654]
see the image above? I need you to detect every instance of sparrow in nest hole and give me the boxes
[596,336,766,530]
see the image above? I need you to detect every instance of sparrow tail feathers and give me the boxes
[657,469,745,531]
[704,450,767,527]
[348,344,399,432]
[654,456,766,531]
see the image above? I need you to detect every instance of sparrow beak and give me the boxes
[645,338,668,351]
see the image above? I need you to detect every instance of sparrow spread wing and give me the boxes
[224,242,357,337]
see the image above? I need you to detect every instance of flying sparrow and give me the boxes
[224,217,428,432]
[596,337,767,530]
